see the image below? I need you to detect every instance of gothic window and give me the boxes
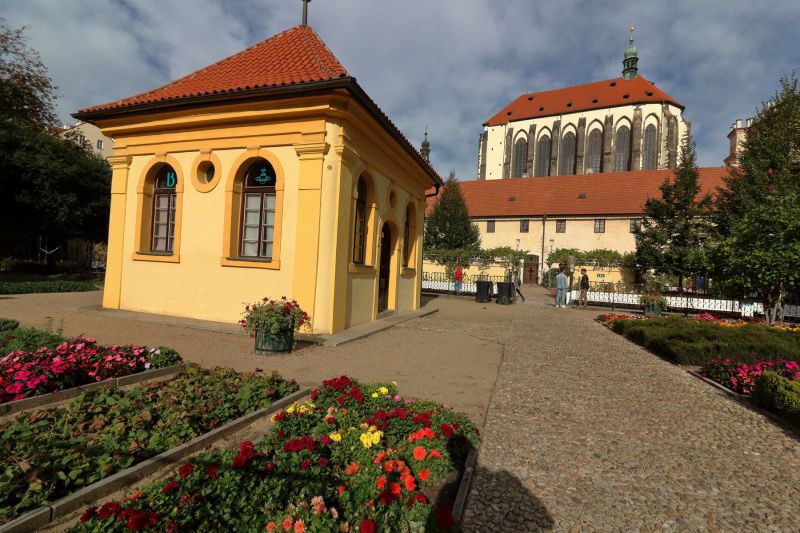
[512,138,528,178]
[558,132,577,175]
[614,126,631,172]
[353,177,368,264]
[642,124,658,170]
[151,165,177,252]
[239,159,277,259]
[535,135,551,177]
[586,129,603,173]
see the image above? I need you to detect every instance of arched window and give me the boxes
[512,138,528,178]
[239,159,277,258]
[586,129,603,173]
[535,135,551,177]
[642,124,658,170]
[614,126,631,172]
[353,177,368,264]
[403,205,412,267]
[151,165,178,252]
[558,132,577,175]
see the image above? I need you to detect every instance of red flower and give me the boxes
[345,463,360,475]
[318,456,329,468]
[178,463,194,478]
[163,481,180,494]
[129,491,143,502]
[440,423,454,437]
[413,446,426,461]
[80,506,97,523]
[360,519,376,533]
[376,476,387,489]
[301,459,311,470]
[429,449,442,460]
[436,502,455,530]
[418,468,429,481]
[98,501,121,520]
[320,435,332,446]
[239,441,255,459]
[265,462,276,473]
[337,396,346,405]
[414,493,429,504]
[390,482,402,497]
[126,510,158,531]
[404,475,416,492]
[232,455,247,470]
[206,465,219,480]
[338,485,345,496]
[310,389,319,400]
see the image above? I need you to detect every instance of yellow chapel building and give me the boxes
[73,25,441,334]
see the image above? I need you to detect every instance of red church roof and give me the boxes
[77,25,348,113]
[485,76,683,127]
[426,168,728,218]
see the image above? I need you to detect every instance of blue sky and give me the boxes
[2,0,798,180]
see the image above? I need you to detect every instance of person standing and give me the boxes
[579,268,590,309]
[555,266,568,308]
[454,266,463,296]
[513,270,526,302]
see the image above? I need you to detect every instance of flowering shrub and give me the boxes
[1,338,182,404]
[0,366,298,524]
[71,376,479,532]
[598,313,642,326]
[640,292,668,311]
[239,297,310,335]
[701,358,800,394]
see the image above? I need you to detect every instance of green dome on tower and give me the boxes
[622,26,639,80]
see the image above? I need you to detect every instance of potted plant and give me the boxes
[240,297,309,354]
[640,292,668,316]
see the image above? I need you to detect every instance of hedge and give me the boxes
[610,316,800,365]
[0,319,19,332]
[0,280,98,294]
[751,371,800,424]
[0,326,65,354]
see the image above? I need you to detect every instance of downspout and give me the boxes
[540,214,547,284]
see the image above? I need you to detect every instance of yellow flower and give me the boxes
[371,392,379,398]
[329,432,342,442]
[379,386,388,395]
[392,381,397,387]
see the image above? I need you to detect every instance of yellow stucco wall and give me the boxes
[97,91,431,334]
[421,259,509,279]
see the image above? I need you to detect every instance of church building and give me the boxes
[73,24,440,334]
[477,30,690,180]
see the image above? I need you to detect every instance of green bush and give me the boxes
[751,371,800,424]
[612,316,800,365]
[0,279,98,294]
[0,326,65,354]
[0,319,19,332]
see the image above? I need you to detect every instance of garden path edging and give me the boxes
[0,387,309,533]
[452,445,478,523]
[0,364,187,417]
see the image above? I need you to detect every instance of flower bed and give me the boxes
[1,337,182,404]
[72,375,479,532]
[700,358,800,394]
[0,324,65,354]
[0,366,298,524]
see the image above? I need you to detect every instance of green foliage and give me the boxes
[0,325,64,354]
[750,371,800,424]
[640,293,668,311]
[0,279,98,294]
[546,248,625,268]
[0,318,18,332]
[0,366,298,523]
[634,140,713,290]
[425,248,476,278]
[610,316,800,365]
[423,171,480,251]
[240,297,309,335]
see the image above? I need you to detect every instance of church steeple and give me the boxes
[622,26,638,80]
[420,127,431,162]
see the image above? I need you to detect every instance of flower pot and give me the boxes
[475,280,493,303]
[495,282,514,305]
[255,328,294,354]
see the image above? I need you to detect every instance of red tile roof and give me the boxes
[426,168,728,218]
[485,76,683,127]
[78,26,348,113]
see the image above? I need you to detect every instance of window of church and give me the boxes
[535,136,551,177]
[586,129,603,173]
[558,132,577,175]
[151,165,177,253]
[614,126,631,172]
[239,160,277,259]
[642,124,658,170]
[353,177,368,264]
[594,219,606,233]
[512,138,528,177]
[556,219,566,233]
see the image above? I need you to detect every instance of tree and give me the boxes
[0,18,57,129]
[634,140,713,291]
[424,170,480,251]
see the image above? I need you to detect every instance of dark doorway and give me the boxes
[378,224,392,313]
[524,254,539,284]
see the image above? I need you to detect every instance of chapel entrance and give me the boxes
[378,223,392,313]
[524,254,539,284]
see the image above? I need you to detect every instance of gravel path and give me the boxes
[462,289,800,532]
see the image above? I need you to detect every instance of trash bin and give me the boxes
[475,280,493,303]
[495,282,514,305]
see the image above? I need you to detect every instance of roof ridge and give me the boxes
[299,26,347,79]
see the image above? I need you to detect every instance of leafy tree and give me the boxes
[634,140,713,292]
[0,18,57,129]
[424,170,480,251]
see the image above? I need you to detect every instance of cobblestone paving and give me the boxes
[460,291,800,532]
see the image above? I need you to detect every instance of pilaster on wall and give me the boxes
[103,155,132,309]
[575,118,586,174]
[478,132,488,180]
[549,120,561,176]
[502,128,513,179]
[526,124,536,177]
[602,114,614,173]
[631,108,643,171]
[292,141,330,332]
[666,114,678,169]
[329,144,360,333]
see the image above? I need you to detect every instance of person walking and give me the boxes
[555,266,568,308]
[454,266,463,296]
[513,270,526,302]
[579,268,590,309]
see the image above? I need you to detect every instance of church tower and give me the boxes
[420,128,431,162]
[622,26,638,80]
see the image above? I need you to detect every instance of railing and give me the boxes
[421,271,509,296]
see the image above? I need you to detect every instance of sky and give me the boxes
[2,0,798,180]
